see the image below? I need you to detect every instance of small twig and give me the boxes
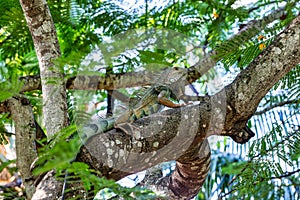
[254,99,299,115]
[248,1,279,13]
[269,169,300,180]
[218,169,300,199]
[218,188,237,200]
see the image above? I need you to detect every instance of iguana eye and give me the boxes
[170,78,175,82]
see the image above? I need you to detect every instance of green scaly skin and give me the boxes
[80,117,115,143]
[79,86,169,142]
[80,67,211,142]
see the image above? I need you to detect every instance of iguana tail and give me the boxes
[79,117,115,143]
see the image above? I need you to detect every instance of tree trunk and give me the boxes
[19,0,68,138]
[13,0,300,198]
[19,0,68,199]
[7,97,38,199]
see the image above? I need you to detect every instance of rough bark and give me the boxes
[168,139,211,199]
[31,170,64,200]
[222,14,300,141]
[19,0,68,138]
[19,0,68,199]
[137,139,211,199]
[5,1,298,199]
[6,97,38,199]
[76,15,300,199]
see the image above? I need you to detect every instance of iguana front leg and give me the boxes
[115,90,187,137]
[114,89,179,136]
[158,91,211,109]
[157,90,184,108]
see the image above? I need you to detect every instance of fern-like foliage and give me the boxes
[0,0,33,58]
[0,0,300,199]
[217,112,300,200]
[276,65,300,101]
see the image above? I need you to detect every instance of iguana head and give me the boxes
[156,67,187,100]
[156,67,186,84]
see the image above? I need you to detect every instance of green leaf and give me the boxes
[0,90,13,102]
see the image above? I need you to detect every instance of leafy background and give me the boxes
[0,0,299,199]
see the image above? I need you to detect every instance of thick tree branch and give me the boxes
[76,13,300,193]
[6,97,38,199]
[222,14,300,142]
[168,139,211,199]
[2,3,296,199]
[77,104,210,179]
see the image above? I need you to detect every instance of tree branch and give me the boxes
[168,139,211,199]
[19,0,69,199]
[17,4,289,94]
[268,169,300,180]
[2,3,298,199]
[254,99,299,115]
[77,14,300,181]
[7,97,38,199]
[222,14,300,141]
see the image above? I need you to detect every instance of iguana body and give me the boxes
[80,67,210,142]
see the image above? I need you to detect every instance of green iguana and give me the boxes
[80,67,211,142]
